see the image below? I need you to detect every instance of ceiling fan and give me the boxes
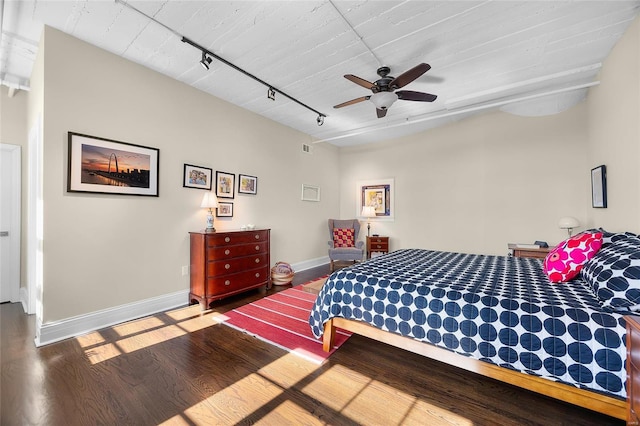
[334,63,437,118]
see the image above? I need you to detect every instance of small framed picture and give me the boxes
[216,202,233,217]
[301,184,320,202]
[238,174,258,195]
[183,164,212,190]
[591,165,607,208]
[215,171,235,199]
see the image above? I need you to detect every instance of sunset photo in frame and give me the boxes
[67,132,159,196]
[356,178,394,221]
[183,164,212,190]
[216,171,235,199]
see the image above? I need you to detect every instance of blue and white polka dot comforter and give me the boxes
[309,249,628,399]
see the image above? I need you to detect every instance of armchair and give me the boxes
[327,219,365,272]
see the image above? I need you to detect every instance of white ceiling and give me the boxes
[2,1,639,147]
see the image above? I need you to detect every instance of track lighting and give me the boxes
[200,52,212,70]
[181,37,326,121]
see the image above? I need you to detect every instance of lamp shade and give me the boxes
[369,92,398,110]
[361,206,377,218]
[200,192,218,209]
[558,216,580,229]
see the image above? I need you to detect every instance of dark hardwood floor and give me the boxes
[1,264,626,425]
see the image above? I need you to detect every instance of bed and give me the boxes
[309,234,640,420]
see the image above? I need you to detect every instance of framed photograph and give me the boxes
[301,184,320,202]
[238,174,258,195]
[215,171,235,199]
[356,178,395,221]
[183,164,212,190]
[591,165,607,208]
[216,202,233,217]
[67,132,159,196]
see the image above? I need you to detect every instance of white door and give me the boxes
[0,144,21,303]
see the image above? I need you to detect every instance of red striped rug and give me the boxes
[214,286,351,364]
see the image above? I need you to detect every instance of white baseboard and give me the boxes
[291,256,329,273]
[35,290,189,347]
[34,256,330,347]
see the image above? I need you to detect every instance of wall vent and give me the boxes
[302,143,312,154]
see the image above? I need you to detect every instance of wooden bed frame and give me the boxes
[322,317,627,420]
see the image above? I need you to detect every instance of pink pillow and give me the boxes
[333,228,355,248]
[543,232,603,283]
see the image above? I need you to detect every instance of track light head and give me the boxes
[200,52,212,70]
[317,114,325,126]
[267,87,276,101]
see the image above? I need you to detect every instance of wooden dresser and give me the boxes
[189,229,271,309]
[367,236,389,259]
[626,315,640,425]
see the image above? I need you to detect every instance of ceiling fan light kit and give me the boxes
[370,92,398,110]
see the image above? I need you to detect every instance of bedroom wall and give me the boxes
[38,26,340,323]
[337,105,589,256]
[587,15,640,233]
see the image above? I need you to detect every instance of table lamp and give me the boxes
[361,206,377,237]
[201,192,219,232]
[558,216,579,237]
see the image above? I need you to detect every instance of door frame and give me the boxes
[0,143,21,304]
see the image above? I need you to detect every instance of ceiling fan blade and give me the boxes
[376,108,388,118]
[396,90,437,102]
[389,63,431,89]
[333,96,370,109]
[344,74,375,90]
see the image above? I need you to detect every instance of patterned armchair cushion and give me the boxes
[581,235,640,310]
[543,232,603,283]
[333,228,355,248]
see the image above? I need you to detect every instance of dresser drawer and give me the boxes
[207,267,269,295]
[206,230,268,246]
[370,241,388,251]
[207,241,267,259]
[207,253,268,276]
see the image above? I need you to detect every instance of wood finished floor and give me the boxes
[1,264,626,425]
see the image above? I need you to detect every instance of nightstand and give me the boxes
[367,236,389,259]
[508,243,552,259]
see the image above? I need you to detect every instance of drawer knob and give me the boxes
[225,237,231,243]
[255,245,260,251]
[255,272,260,278]
[225,249,230,255]
[255,258,260,263]
[376,245,381,248]
[255,234,260,239]
[225,264,230,270]
[225,280,231,286]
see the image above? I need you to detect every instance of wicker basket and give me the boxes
[271,262,294,286]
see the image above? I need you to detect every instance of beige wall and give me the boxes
[338,106,589,255]
[587,16,640,232]
[39,27,339,322]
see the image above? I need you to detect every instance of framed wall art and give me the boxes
[591,165,607,208]
[183,164,212,190]
[238,174,258,195]
[216,202,233,217]
[67,132,159,196]
[301,184,320,202]
[215,171,235,199]
[356,178,394,221]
